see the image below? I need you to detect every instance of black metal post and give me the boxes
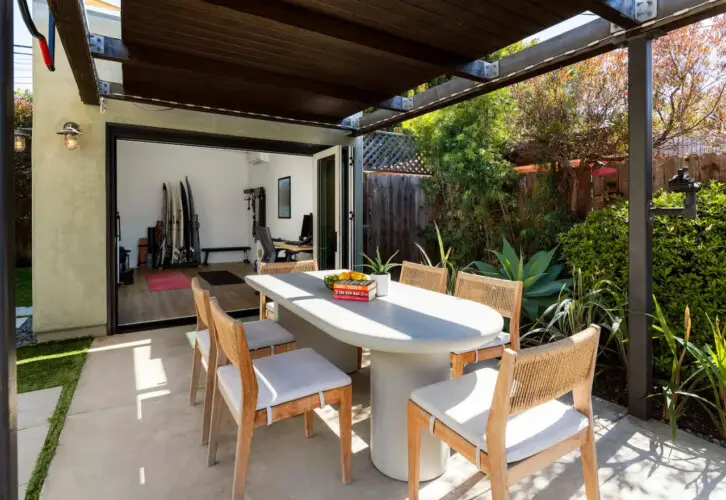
[0,0,17,497]
[627,36,654,420]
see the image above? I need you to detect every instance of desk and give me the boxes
[274,242,313,253]
[274,242,313,261]
[245,270,503,482]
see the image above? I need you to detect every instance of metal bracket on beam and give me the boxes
[459,59,499,81]
[88,34,105,53]
[378,95,414,112]
[635,0,658,21]
[97,80,111,94]
[342,112,362,129]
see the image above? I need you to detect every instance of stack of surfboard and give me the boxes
[156,177,201,267]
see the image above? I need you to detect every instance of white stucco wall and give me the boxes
[117,141,253,267]
[247,153,315,241]
[31,3,350,336]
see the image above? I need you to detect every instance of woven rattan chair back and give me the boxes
[258,259,319,275]
[209,297,258,402]
[191,278,212,331]
[494,325,600,419]
[399,261,448,294]
[454,272,523,335]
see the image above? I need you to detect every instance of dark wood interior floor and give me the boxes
[117,261,258,326]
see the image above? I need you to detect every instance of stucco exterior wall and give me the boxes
[31,3,350,336]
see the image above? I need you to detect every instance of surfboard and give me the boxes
[180,181,189,263]
[171,182,180,264]
[185,176,199,263]
[158,183,168,267]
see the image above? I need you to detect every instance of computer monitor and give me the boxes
[300,213,313,240]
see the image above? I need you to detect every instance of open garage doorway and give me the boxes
[106,124,346,333]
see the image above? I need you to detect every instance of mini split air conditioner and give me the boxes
[247,152,270,165]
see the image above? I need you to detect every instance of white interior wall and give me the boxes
[117,141,250,267]
[247,153,315,243]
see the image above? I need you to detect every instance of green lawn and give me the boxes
[15,267,32,308]
[17,338,92,499]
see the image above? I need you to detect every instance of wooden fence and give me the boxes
[363,173,434,267]
[518,153,726,217]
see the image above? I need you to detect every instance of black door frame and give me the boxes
[106,123,333,334]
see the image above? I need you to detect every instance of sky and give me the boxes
[12,4,592,92]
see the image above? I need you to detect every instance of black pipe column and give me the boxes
[627,35,654,420]
[0,0,17,498]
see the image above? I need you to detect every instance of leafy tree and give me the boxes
[14,90,32,266]
[402,90,518,264]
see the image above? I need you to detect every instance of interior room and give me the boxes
[115,139,315,328]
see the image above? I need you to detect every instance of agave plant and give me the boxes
[473,237,571,321]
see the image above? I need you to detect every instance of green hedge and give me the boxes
[559,181,726,345]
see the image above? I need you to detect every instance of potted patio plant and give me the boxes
[360,247,400,297]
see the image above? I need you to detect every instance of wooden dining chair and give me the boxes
[399,261,448,294]
[207,297,353,499]
[257,259,318,320]
[409,325,601,500]
[450,272,523,378]
[188,278,297,445]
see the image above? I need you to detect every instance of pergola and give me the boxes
[2,0,726,497]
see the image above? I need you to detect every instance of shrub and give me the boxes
[560,181,726,345]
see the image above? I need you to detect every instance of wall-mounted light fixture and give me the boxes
[14,129,31,153]
[56,122,82,150]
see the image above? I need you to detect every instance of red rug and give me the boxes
[145,272,191,292]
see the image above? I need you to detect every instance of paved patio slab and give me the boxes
[18,386,61,498]
[40,326,726,499]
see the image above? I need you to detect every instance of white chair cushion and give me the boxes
[196,329,211,362]
[266,301,275,314]
[216,348,351,416]
[244,319,295,351]
[452,332,510,354]
[410,367,589,463]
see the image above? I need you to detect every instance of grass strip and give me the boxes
[18,338,93,499]
[15,267,32,308]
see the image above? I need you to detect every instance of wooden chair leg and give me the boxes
[489,468,510,500]
[451,353,465,378]
[338,385,352,484]
[304,411,314,438]
[201,363,215,445]
[189,344,202,406]
[232,414,255,500]
[580,428,601,500]
[357,347,363,369]
[207,382,225,467]
[408,401,421,500]
[259,294,266,321]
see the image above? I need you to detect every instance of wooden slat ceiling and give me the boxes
[120,0,589,124]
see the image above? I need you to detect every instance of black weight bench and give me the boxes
[201,246,251,265]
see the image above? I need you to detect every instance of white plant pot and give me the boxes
[372,273,390,297]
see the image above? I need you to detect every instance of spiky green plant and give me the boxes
[415,223,459,294]
[473,237,571,321]
[359,247,401,275]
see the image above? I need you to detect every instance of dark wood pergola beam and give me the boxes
[89,35,413,112]
[99,81,356,132]
[47,0,99,105]
[356,0,726,134]
[200,0,499,84]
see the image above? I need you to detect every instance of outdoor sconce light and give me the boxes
[14,129,30,153]
[651,167,702,218]
[56,122,82,150]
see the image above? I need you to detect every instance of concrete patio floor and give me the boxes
[39,326,726,500]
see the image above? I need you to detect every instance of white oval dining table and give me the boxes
[245,270,503,481]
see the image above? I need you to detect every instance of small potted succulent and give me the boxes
[360,247,400,297]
